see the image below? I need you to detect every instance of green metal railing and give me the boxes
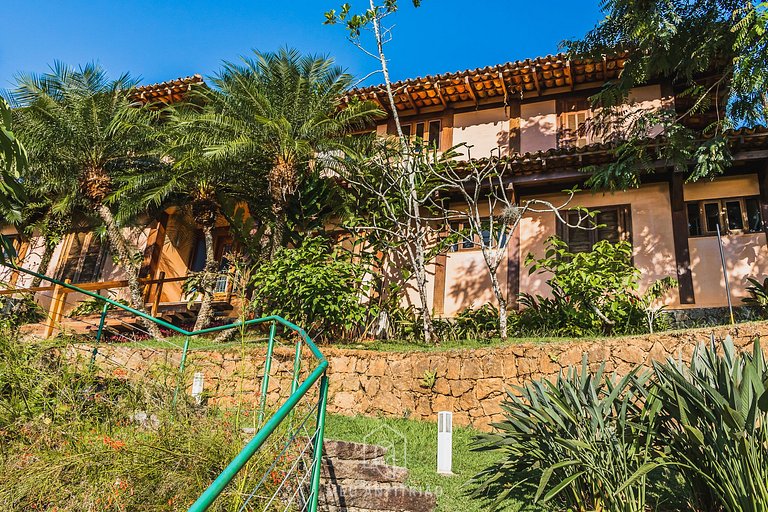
[1,261,329,512]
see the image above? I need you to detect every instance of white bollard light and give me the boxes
[192,372,205,404]
[437,411,453,475]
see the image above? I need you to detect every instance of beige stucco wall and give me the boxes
[684,174,768,307]
[520,99,557,154]
[442,247,508,316]
[452,107,509,160]
[518,183,679,305]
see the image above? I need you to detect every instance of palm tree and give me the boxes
[190,48,382,254]
[0,96,27,262]
[12,62,163,337]
[116,103,258,331]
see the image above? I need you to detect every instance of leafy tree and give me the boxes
[565,0,768,189]
[185,48,380,255]
[11,63,163,337]
[0,97,27,262]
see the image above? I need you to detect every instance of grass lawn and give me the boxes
[324,413,539,512]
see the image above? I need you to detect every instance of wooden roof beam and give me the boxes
[531,64,541,96]
[464,76,478,107]
[433,82,447,107]
[497,68,509,105]
[566,60,575,91]
[403,85,419,114]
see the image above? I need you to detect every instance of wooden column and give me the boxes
[508,101,521,155]
[506,224,521,310]
[757,163,768,238]
[669,173,695,304]
[432,232,448,317]
[45,278,71,338]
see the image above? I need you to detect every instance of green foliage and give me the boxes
[0,293,45,328]
[420,369,437,389]
[251,236,370,342]
[567,0,768,189]
[654,336,768,512]
[471,360,661,511]
[0,97,27,262]
[324,1,422,37]
[520,238,675,336]
[66,296,128,318]
[742,276,768,317]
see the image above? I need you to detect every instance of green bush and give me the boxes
[471,359,661,511]
[654,336,768,512]
[0,293,45,328]
[520,237,676,336]
[742,276,768,317]
[251,236,371,342]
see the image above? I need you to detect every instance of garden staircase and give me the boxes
[320,439,436,512]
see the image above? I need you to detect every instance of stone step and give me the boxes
[322,458,407,484]
[323,439,387,461]
[319,484,436,512]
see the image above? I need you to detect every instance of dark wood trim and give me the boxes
[141,212,168,279]
[758,163,768,238]
[508,101,521,155]
[506,224,520,310]
[669,173,696,304]
[432,243,448,317]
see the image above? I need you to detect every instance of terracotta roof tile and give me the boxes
[129,74,205,105]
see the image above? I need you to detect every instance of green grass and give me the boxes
[324,413,539,512]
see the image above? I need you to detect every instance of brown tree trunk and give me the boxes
[193,224,216,332]
[270,199,286,258]
[413,242,434,344]
[489,271,508,339]
[95,204,163,339]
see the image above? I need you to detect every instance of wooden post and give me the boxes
[670,173,696,304]
[45,278,71,338]
[151,271,165,317]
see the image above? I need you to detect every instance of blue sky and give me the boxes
[1,1,604,89]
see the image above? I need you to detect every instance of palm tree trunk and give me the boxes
[31,239,54,288]
[270,202,286,258]
[193,224,216,332]
[95,204,163,339]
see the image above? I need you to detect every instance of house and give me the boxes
[4,53,768,324]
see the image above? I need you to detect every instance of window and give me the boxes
[687,197,763,236]
[447,220,507,252]
[557,205,632,254]
[57,231,107,283]
[558,97,600,149]
[400,119,442,150]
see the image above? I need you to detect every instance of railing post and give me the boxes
[309,374,329,512]
[258,321,277,427]
[151,271,165,317]
[95,302,110,343]
[44,278,70,338]
[291,335,302,395]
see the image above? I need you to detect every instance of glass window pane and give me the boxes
[725,200,744,231]
[402,124,411,138]
[428,120,441,149]
[415,122,425,139]
[481,229,491,247]
[704,202,721,233]
[687,203,702,236]
[566,212,592,253]
[190,235,207,272]
[746,198,763,232]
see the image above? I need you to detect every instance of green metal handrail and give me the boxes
[1,261,329,512]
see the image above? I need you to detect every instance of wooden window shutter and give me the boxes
[78,235,105,283]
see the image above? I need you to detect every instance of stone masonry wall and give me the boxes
[69,322,768,430]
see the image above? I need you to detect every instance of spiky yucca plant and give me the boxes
[471,359,662,512]
[654,336,768,512]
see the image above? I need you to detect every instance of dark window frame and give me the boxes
[686,196,764,237]
[556,204,633,254]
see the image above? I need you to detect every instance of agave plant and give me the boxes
[471,358,663,512]
[653,336,768,512]
[742,277,768,317]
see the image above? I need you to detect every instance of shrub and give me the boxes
[520,237,675,336]
[654,336,768,512]
[471,359,661,511]
[251,236,371,342]
[742,276,768,317]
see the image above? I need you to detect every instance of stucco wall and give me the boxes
[452,107,509,159]
[684,174,768,306]
[520,100,557,154]
[518,183,679,304]
[71,321,768,430]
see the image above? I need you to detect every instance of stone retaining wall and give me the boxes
[69,322,768,430]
